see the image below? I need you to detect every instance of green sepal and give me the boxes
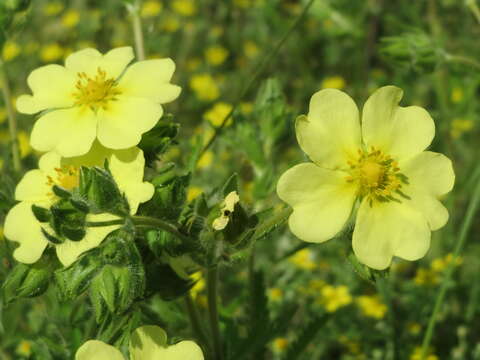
[138,119,179,166]
[60,225,86,241]
[41,227,63,244]
[31,204,50,223]
[52,185,71,199]
[70,198,90,213]
[347,252,375,283]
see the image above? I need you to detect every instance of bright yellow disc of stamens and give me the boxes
[73,68,121,111]
[46,165,80,196]
[346,146,409,206]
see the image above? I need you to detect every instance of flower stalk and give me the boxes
[128,0,146,61]
[375,275,399,360]
[207,265,224,360]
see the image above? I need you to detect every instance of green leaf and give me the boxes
[144,262,193,300]
[31,204,50,223]
[222,173,238,197]
[138,120,179,166]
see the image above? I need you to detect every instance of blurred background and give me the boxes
[1,0,480,359]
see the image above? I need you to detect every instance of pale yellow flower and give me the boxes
[75,326,204,360]
[172,0,196,16]
[2,41,21,61]
[204,102,233,127]
[288,248,316,270]
[187,186,203,201]
[40,43,65,62]
[410,346,438,360]
[43,2,64,16]
[430,253,462,272]
[197,151,213,169]
[17,47,181,157]
[212,191,240,230]
[356,295,387,319]
[17,131,32,158]
[321,76,346,90]
[61,10,80,28]
[141,0,163,17]
[3,143,154,266]
[190,73,220,101]
[319,285,352,312]
[190,272,205,298]
[205,45,229,66]
[277,86,455,269]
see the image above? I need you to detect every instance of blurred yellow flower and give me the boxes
[61,10,80,28]
[190,271,205,298]
[204,102,233,127]
[240,102,253,115]
[197,150,213,169]
[2,41,21,61]
[141,0,163,17]
[321,76,346,90]
[18,47,181,157]
[450,118,473,139]
[205,45,229,66]
[17,131,32,158]
[430,253,462,272]
[272,338,288,353]
[161,16,181,32]
[288,248,316,270]
[450,87,463,103]
[16,340,32,357]
[408,322,422,335]
[319,285,352,312]
[190,73,220,101]
[410,346,438,360]
[356,295,387,319]
[43,2,64,16]
[268,287,283,301]
[172,0,196,16]
[414,268,439,286]
[244,40,259,58]
[40,43,65,62]
[187,186,203,201]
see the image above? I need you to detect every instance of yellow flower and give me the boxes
[410,346,438,360]
[40,43,65,62]
[321,76,346,90]
[172,0,196,16]
[197,151,213,169]
[61,10,80,28]
[0,107,6,123]
[2,41,21,61]
[450,118,473,139]
[43,2,64,16]
[268,287,283,301]
[17,130,32,158]
[75,326,204,360]
[3,143,154,266]
[450,87,463,103]
[288,248,316,270]
[408,322,422,335]
[430,253,462,272]
[277,86,455,269]
[244,41,259,58]
[161,16,181,32]
[356,295,387,319]
[204,102,233,127]
[16,340,32,357]
[319,285,352,312]
[414,268,439,286]
[240,102,253,115]
[205,45,229,66]
[272,337,288,353]
[141,0,163,17]
[17,47,181,157]
[190,73,220,101]
[190,271,205,298]
[212,191,240,230]
[187,186,203,201]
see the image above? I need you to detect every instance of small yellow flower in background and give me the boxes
[244,41,259,58]
[61,10,80,28]
[212,191,240,230]
[3,143,154,267]
[288,248,316,270]
[141,0,163,17]
[319,285,352,312]
[2,41,21,61]
[172,0,196,16]
[321,76,346,90]
[161,16,181,32]
[205,45,229,66]
[204,102,233,127]
[75,326,204,360]
[240,102,254,115]
[16,340,32,357]
[210,26,224,37]
[450,118,474,139]
[187,186,203,201]
[40,43,65,62]
[277,86,455,269]
[450,87,464,103]
[197,151,213,169]
[430,253,462,272]
[272,337,288,353]
[414,268,439,286]
[43,2,64,16]
[410,346,438,360]
[190,271,205,298]
[186,57,201,71]
[18,47,181,157]
[298,279,326,296]
[190,73,220,101]
[17,131,32,158]
[408,322,422,335]
[356,295,387,319]
[268,287,283,302]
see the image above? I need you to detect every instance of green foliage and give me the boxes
[138,118,180,166]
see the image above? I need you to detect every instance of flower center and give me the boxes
[346,147,409,206]
[73,68,121,111]
[46,166,80,196]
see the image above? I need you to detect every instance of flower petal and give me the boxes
[362,86,435,161]
[277,163,357,243]
[55,213,120,267]
[15,169,51,202]
[97,97,163,149]
[120,59,182,103]
[75,340,125,360]
[352,199,430,270]
[65,47,134,79]
[4,202,49,264]
[295,89,361,170]
[30,107,97,157]
[160,341,205,360]
[401,151,455,230]
[129,325,168,360]
[16,64,76,114]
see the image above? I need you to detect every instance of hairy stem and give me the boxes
[420,174,480,358]
[185,293,212,355]
[375,275,399,360]
[0,59,21,172]
[207,265,224,360]
[132,215,190,242]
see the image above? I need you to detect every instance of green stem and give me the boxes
[445,54,480,70]
[128,0,146,60]
[0,59,21,172]
[420,173,480,359]
[198,0,316,158]
[375,275,399,360]
[131,215,190,242]
[85,219,125,227]
[466,0,480,24]
[184,293,212,355]
[207,265,223,360]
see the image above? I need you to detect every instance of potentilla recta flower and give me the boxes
[277,86,454,270]
[17,47,181,157]
[4,142,154,266]
[75,325,204,360]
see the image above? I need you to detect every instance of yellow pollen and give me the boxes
[46,166,80,197]
[73,67,121,111]
[346,146,410,206]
